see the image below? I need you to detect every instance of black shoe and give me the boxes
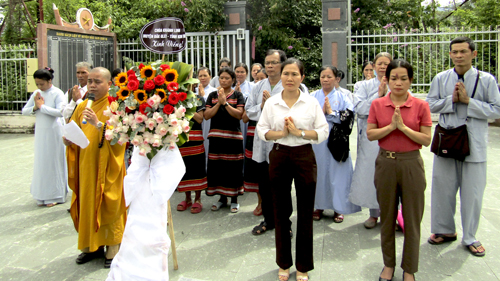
[379,266,394,281]
[67,208,71,213]
[76,247,104,264]
[104,258,113,268]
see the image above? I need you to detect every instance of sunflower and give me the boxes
[114,72,128,86]
[116,86,132,100]
[162,69,179,84]
[155,89,168,103]
[140,65,156,80]
[134,89,148,104]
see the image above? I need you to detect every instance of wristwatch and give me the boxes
[301,130,306,138]
[224,102,229,107]
[96,121,103,129]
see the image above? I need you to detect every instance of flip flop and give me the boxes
[177,201,192,211]
[230,203,240,213]
[253,206,262,216]
[428,234,457,245]
[46,203,58,207]
[467,241,486,257]
[190,202,203,214]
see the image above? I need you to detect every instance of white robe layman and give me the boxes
[426,37,500,256]
[62,62,91,121]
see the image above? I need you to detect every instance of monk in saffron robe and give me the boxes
[63,67,127,268]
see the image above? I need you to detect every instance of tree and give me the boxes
[451,0,500,27]
[248,0,323,87]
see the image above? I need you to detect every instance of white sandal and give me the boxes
[211,201,227,211]
[230,203,240,213]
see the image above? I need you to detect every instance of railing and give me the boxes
[347,27,500,94]
[118,30,252,80]
[0,44,36,112]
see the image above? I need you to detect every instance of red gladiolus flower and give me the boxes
[144,80,156,91]
[139,63,145,70]
[178,92,187,101]
[127,69,136,76]
[154,75,165,86]
[160,64,170,71]
[167,82,179,92]
[163,104,174,115]
[139,103,151,115]
[127,80,139,91]
[168,92,179,105]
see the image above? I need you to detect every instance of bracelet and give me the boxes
[98,123,107,148]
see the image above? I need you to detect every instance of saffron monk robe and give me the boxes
[63,67,127,268]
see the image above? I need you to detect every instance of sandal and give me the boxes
[278,268,290,281]
[252,221,268,235]
[177,201,192,211]
[296,271,309,281]
[45,203,58,207]
[190,202,203,214]
[333,212,344,223]
[230,203,240,213]
[253,205,262,216]
[427,233,457,245]
[211,201,227,211]
[467,241,486,257]
[312,209,323,221]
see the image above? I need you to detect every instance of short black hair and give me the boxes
[197,67,211,77]
[219,57,231,67]
[450,37,476,52]
[385,59,414,81]
[234,62,249,74]
[266,49,287,63]
[282,58,304,76]
[218,67,236,82]
[319,65,338,78]
[33,67,54,81]
[111,68,123,79]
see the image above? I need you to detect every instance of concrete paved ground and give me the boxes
[1,124,500,281]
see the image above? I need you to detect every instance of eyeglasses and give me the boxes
[265,61,280,66]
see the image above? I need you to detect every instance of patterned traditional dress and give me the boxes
[177,95,208,192]
[205,90,245,197]
[243,120,259,192]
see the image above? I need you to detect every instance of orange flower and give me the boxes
[114,72,128,87]
[155,89,168,103]
[162,69,179,84]
[134,89,148,104]
[140,65,156,80]
[116,86,132,100]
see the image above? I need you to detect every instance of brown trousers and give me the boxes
[269,143,317,273]
[374,148,426,274]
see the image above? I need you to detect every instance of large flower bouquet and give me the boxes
[104,60,201,160]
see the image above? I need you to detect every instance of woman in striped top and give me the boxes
[204,67,246,213]
[176,95,208,214]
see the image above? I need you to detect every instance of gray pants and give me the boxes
[430,156,487,245]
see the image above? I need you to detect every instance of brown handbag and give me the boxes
[430,70,479,161]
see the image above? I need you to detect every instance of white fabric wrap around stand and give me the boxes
[107,146,186,281]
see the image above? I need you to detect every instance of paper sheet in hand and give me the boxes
[63,120,90,148]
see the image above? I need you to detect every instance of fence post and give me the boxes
[321,0,348,88]
[223,1,251,80]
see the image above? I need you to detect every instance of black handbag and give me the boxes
[430,70,479,161]
[328,109,354,162]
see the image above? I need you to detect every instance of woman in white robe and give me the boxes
[22,67,67,207]
[311,66,361,223]
[196,67,218,170]
[349,52,392,228]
